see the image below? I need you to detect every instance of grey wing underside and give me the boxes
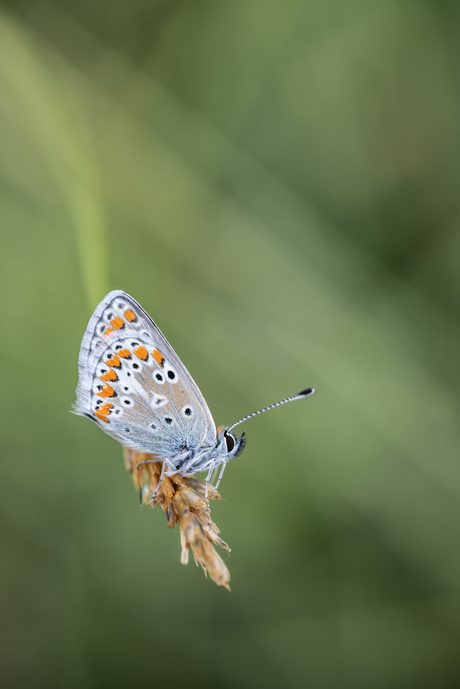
[75,290,217,458]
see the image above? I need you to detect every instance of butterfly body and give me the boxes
[75,291,245,480]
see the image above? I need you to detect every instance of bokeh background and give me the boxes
[2,1,460,687]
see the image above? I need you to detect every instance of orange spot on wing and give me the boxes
[153,349,165,367]
[98,402,114,416]
[95,412,109,422]
[104,328,115,337]
[117,348,131,359]
[101,369,118,382]
[99,384,116,398]
[106,355,121,368]
[124,309,137,322]
[134,346,148,360]
[110,316,125,330]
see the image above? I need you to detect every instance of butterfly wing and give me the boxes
[75,290,217,459]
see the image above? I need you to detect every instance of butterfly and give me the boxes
[75,290,315,501]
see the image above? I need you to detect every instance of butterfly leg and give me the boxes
[136,459,160,471]
[210,460,227,498]
[135,459,172,505]
[150,460,167,505]
[211,465,220,486]
[205,463,217,512]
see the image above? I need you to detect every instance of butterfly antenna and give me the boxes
[227,388,316,433]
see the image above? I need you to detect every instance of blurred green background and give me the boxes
[2,1,460,687]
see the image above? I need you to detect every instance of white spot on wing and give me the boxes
[103,307,116,322]
[92,381,105,395]
[165,366,178,384]
[96,363,110,377]
[152,396,168,408]
[114,300,128,313]
[153,370,165,385]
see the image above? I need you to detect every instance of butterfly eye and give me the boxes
[224,431,235,452]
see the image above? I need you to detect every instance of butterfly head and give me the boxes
[215,426,246,460]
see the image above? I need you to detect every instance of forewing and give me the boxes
[75,290,216,457]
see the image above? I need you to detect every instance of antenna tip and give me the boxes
[299,388,316,397]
